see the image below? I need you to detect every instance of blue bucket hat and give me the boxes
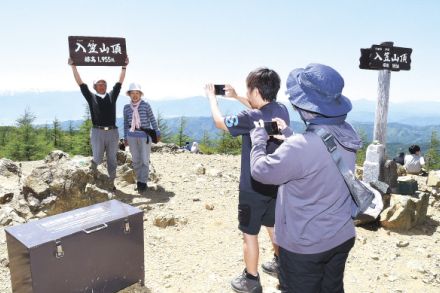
[286,63,352,117]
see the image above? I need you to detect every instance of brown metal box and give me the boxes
[5,200,144,293]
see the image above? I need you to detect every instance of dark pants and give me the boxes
[278,237,355,293]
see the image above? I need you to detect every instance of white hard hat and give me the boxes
[126,82,144,96]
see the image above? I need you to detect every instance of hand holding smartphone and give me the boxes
[263,121,281,136]
[214,84,226,96]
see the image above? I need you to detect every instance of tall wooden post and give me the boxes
[373,41,393,145]
[360,41,412,184]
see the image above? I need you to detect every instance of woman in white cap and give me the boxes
[250,64,362,292]
[123,83,160,192]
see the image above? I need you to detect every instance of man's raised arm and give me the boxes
[68,58,83,86]
[118,57,129,84]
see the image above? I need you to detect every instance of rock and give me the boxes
[153,214,177,228]
[44,150,69,163]
[207,169,222,177]
[151,142,180,153]
[84,184,113,200]
[195,164,206,175]
[380,192,430,230]
[205,204,215,210]
[427,170,440,188]
[0,257,9,268]
[23,166,52,199]
[0,205,15,225]
[396,240,409,248]
[0,158,21,177]
[383,160,398,192]
[0,187,14,204]
[118,164,136,184]
[116,150,132,166]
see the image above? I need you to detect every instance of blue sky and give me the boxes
[0,0,439,103]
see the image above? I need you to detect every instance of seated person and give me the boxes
[404,145,425,175]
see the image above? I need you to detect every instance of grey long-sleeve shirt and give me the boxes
[250,123,361,254]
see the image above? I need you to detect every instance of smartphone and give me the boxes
[264,121,280,136]
[214,84,226,96]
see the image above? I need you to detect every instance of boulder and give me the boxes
[151,142,180,153]
[44,150,69,163]
[383,160,398,193]
[22,166,52,200]
[0,187,14,204]
[0,158,21,177]
[380,192,430,231]
[0,159,22,204]
[116,150,132,166]
[427,170,440,188]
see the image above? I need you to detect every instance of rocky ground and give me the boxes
[1,150,440,292]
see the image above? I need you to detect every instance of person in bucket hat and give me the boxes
[123,82,160,193]
[68,57,129,191]
[250,63,361,292]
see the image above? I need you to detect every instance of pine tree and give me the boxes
[75,104,92,156]
[52,118,62,148]
[199,130,216,154]
[425,130,440,171]
[172,116,191,147]
[216,130,241,155]
[7,109,40,160]
[156,111,172,142]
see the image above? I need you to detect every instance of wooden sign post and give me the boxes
[359,42,412,183]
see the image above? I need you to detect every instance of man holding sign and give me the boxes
[68,56,128,190]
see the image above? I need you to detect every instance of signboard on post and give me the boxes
[359,44,412,71]
[68,36,127,66]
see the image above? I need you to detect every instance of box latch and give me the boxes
[55,240,64,259]
[124,219,131,234]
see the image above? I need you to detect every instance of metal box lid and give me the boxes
[5,200,142,248]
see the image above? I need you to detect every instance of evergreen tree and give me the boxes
[156,111,172,142]
[172,116,191,147]
[356,128,369,166]
[52,118,62,148]
[199,130,216,154]
[425,130,440,170]
[216,130,241,155]
[75,104,92,156]
[7,109,40,160]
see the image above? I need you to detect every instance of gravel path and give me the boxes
[1,152,439,292]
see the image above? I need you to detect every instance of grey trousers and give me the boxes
[90,128,119,180]
[127,136,151,184]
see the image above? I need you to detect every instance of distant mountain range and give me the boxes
[1,91,440,126]
[1,92,439,155]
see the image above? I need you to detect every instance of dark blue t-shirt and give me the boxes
[225,101,290,196]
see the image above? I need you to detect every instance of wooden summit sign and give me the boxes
[68,36,127,66]
[359,44,412,71]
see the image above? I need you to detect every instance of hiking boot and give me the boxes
[261,255,279,278]
[136,182,147,192]
[90,160,98,179]
[231,269,262,293]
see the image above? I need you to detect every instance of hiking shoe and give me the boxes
[261,255,279,278]
[137,182,147,192]
[231,269,262,293]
